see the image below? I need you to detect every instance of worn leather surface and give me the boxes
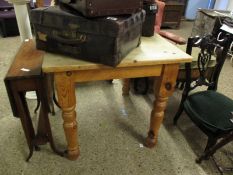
[59,0,143,17]
[31,6,145,67]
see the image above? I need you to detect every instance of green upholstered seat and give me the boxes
[184,90,233,133]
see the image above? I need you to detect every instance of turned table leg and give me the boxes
[54,72,80,160]
[122,78,130,95]
[146,64,179,147]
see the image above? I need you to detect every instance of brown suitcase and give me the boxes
[59,0,143,17]
[31,6,145,67]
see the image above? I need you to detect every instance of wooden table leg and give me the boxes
[45,73,55,115]
[54,72,80,160]
[14,91,36,161]
[122,78,130,95]
[145,64,179,147]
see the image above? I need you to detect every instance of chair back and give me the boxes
[184,33,233,95]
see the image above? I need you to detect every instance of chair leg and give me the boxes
[196,137,217,163]
[179,82,185,90]
[197,133,233,163]
[175,80,185,90]
[204,137,217,152]
[173,104,184,125]
[173,94,186,125]
[212,156,224,175]
[212,155,233,175]
[173,88,189,125]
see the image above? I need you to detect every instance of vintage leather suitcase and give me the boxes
[142,1,157,37]
[31,7,145,67]
[59,0,143,17]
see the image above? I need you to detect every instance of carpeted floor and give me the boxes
[0,21,233,175]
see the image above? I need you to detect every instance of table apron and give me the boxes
[71,65,163,82]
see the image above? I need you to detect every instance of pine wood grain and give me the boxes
[42,34,192,73]
[146,64,180,147]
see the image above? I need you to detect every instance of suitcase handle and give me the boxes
[52,31,87,44]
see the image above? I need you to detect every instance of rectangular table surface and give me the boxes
[42,34,192,73]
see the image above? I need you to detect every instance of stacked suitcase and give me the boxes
[31,0,157,67]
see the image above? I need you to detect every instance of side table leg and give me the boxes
[122,78,130,95]
[145,64,179,147]
[54,72,79,160]
[13,91,36,161]
[45,73,56,115]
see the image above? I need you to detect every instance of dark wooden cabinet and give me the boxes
[162,0,185,28]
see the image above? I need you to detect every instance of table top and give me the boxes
[5,40,44,80]
[42,34,192,73]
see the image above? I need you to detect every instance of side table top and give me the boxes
[5,40,44,80]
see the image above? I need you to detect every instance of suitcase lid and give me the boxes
[31,6,145,37]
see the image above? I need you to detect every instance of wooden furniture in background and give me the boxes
[155,0,186,44]
[162,0,185,28]
[0,0,19,37]
[191,9,233,66]
[35,0,52,7]
[4,40,63,161]
[41,34,192,160]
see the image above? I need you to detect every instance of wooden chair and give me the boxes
[173,33,233,173]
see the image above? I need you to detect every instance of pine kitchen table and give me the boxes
[41,34,192,160]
